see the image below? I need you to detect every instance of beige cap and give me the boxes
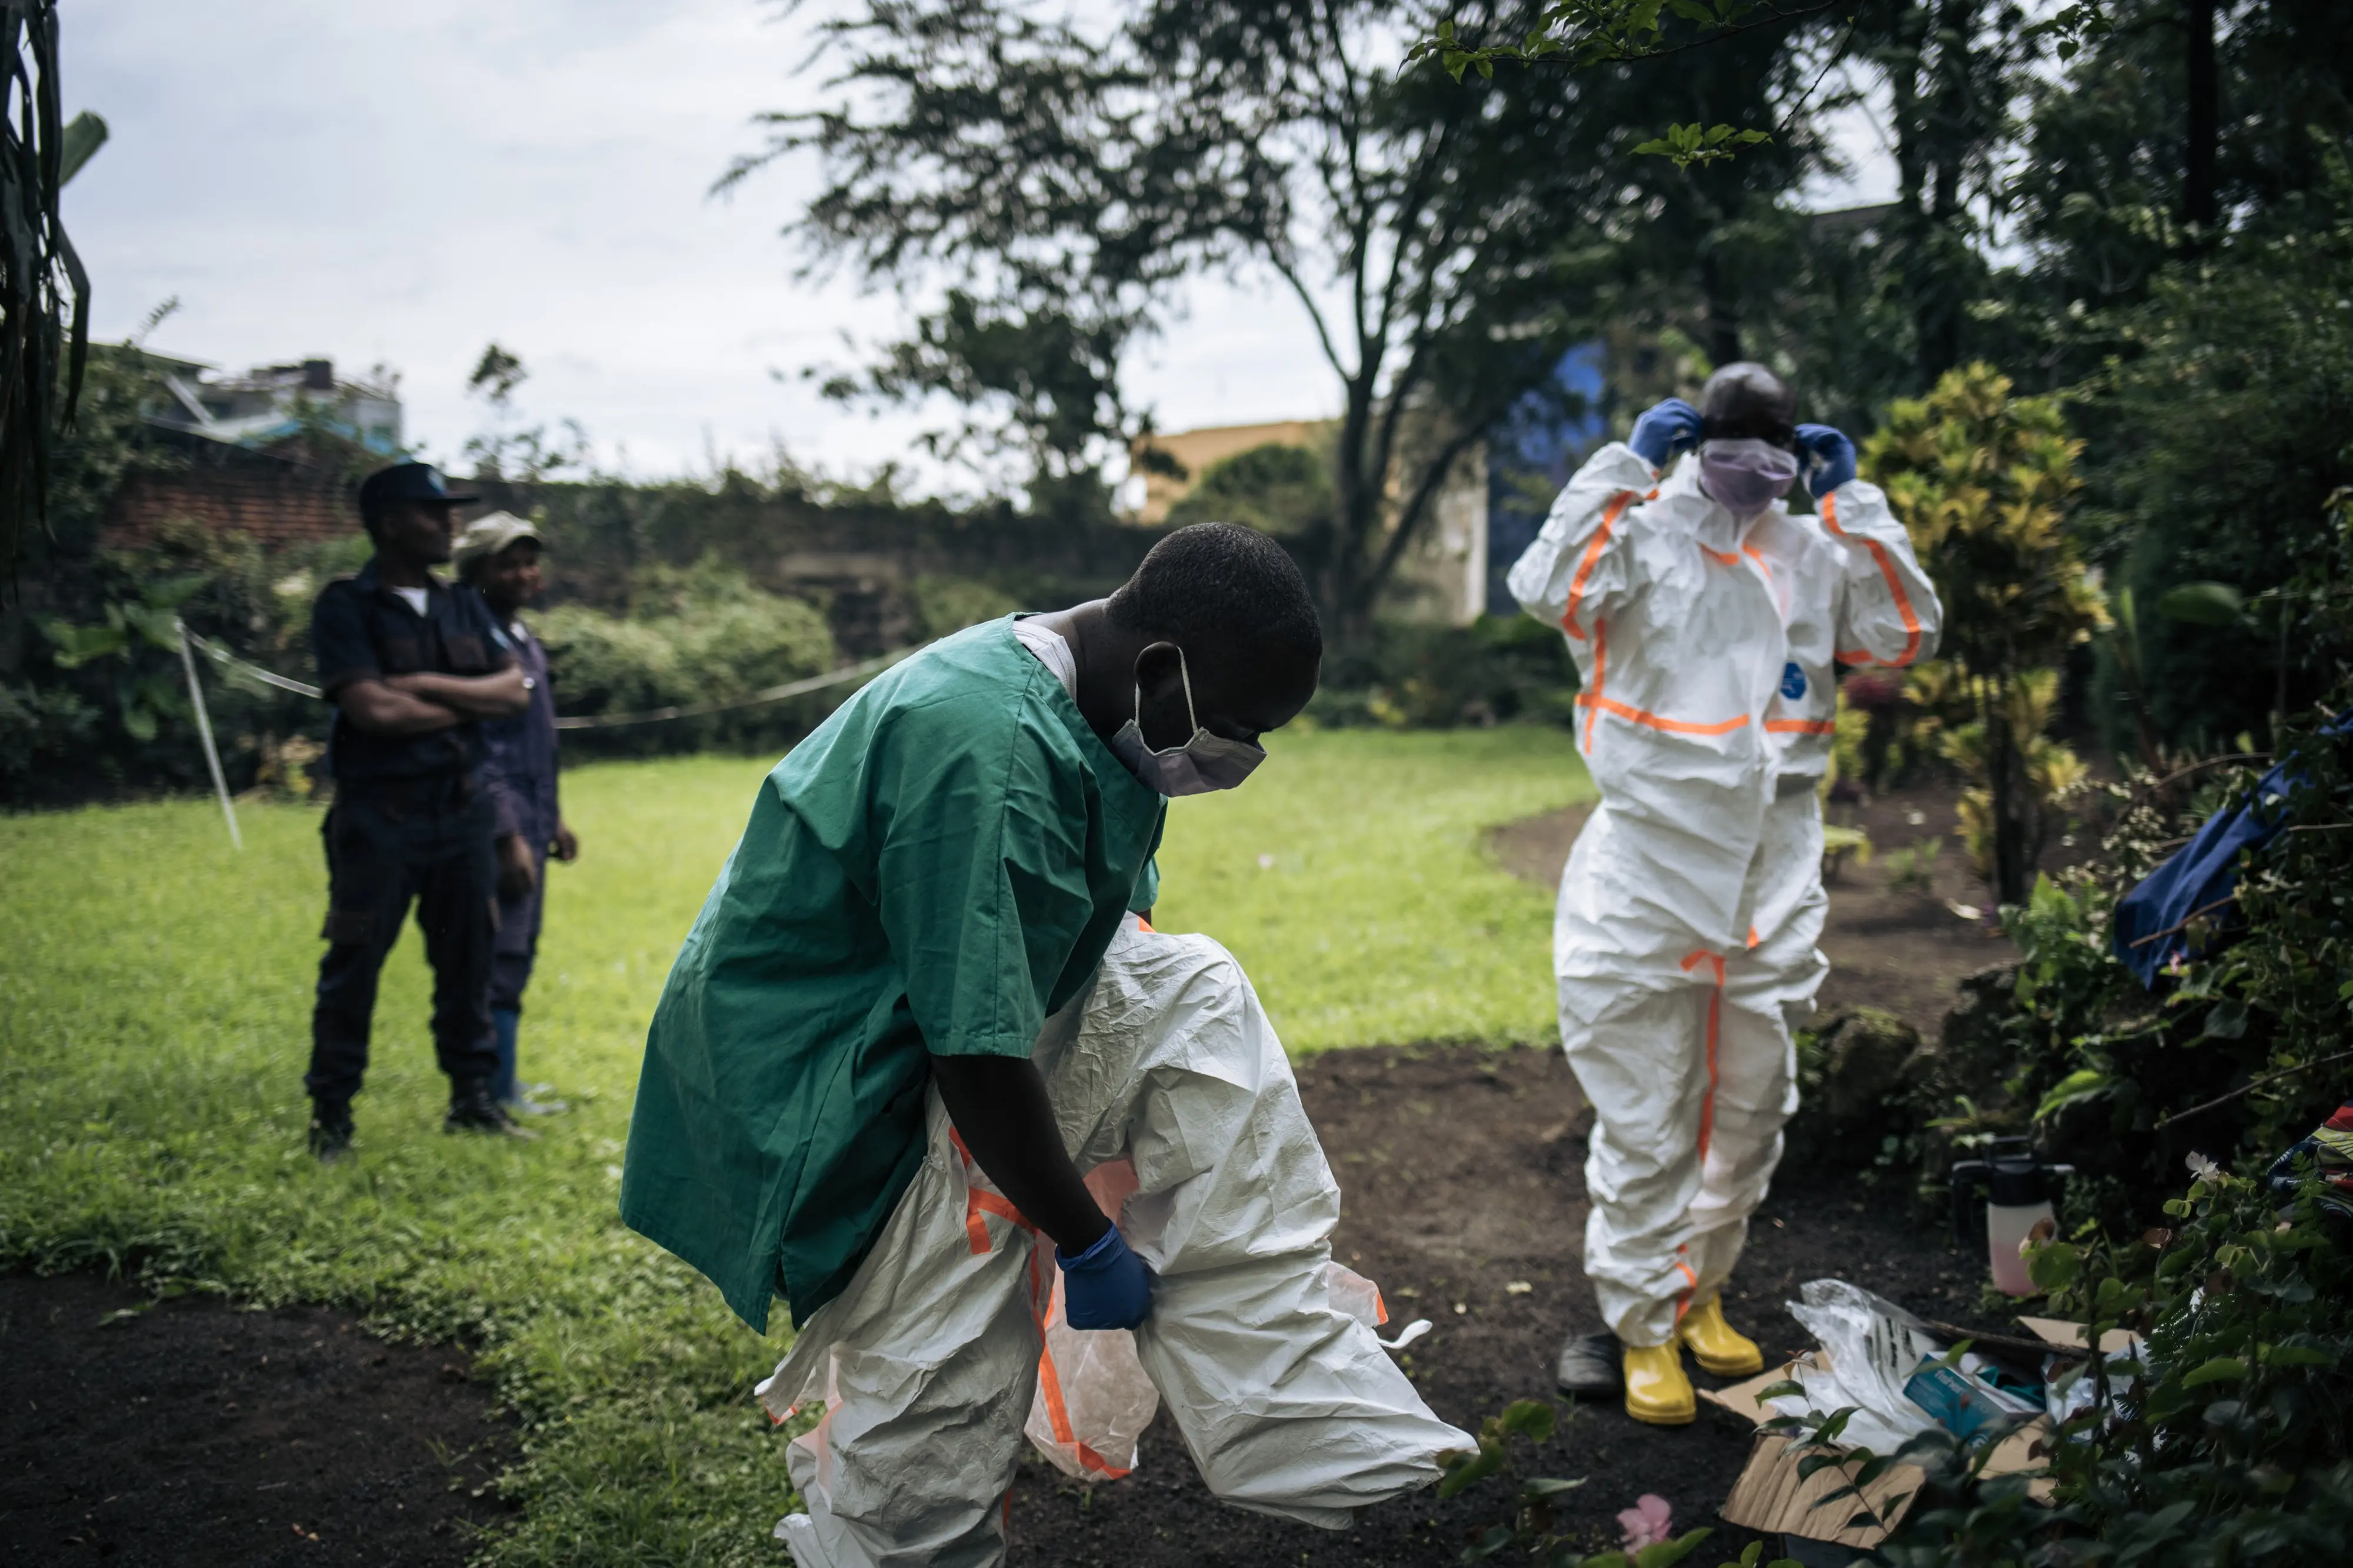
[453,510,545,571]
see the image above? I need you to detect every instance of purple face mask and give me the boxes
[1698,438,1801,516]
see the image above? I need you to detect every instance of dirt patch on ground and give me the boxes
[0,1274,512,1567]
[1485,781,2025,1037]
[1005,1043,2001,1566]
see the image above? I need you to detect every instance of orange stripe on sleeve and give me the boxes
[1561,491,1635,641]
[1764,718,1838,735]
[1821,491,1922,666]
[1581,620,1607,753]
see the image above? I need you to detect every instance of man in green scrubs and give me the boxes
[621,523,1322,1336]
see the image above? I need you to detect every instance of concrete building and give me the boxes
[144,355,404,457]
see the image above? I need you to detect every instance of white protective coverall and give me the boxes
[757,916,1470,1568]
[1507,441,1939,1347]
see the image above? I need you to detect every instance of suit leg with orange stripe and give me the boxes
[1686,786,1827,1306]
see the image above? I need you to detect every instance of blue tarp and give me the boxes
[2112,716,2353,987]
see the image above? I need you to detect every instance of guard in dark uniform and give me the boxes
[305,463,536,1160]
[455,511,579,1116]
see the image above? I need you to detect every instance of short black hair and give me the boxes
[1106,522,1322,672]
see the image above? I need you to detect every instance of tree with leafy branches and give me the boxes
[1862,361,2104,906]
[727,0,1628,645]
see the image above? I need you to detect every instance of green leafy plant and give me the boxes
[1631,121,1772,172]
[1864,363,2105,905]
[1875,1159,2353,1566]
[39,576,202,742]
[1884,835,1942,895]
[534,556,837,758]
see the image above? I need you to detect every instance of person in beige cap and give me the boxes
[456,512,578,1116]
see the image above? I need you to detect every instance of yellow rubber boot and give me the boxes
[1621,1343,1697,1426]
[1677,1295,1764,1377]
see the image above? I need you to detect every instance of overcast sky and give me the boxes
[66,2,1894,493]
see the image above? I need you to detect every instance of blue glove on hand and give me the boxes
[1628,398,1704,471]
[1795,423,1857,499]
[1058,1223,1153,1330]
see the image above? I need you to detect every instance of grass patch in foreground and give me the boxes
[1152,723,1589,1051]
[0,727,1587,1562]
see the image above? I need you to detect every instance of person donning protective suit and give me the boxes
[758,916,1471,1568]
[1506,363,1941,1427]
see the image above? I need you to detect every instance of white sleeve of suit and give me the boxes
[1505,441,1662,633]
[1822,478,1942,669]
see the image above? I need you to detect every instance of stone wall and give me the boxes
[101,465,354,552]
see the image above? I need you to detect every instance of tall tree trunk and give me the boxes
[2184,0,2219,235]
[1913,0,1975,382]
[1699,250,1743,368]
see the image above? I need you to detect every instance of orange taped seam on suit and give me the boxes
[1680,951,1726,1166]
[1578,695,1751,738]
[1030,1247,1133,1480]
[951,1126,1135,1480]
[1581,619,1609,753]
[1821,491,1922,666]
[1560,491,1634,641]
[949,1128,1034,1255]
[1764,718,1838,735]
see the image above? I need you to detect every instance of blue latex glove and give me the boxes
[1796,423,1857,498]
[1628,398,1703,471]
[1058,1223,1153,1330]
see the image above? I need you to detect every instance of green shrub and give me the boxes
[1869,1159,2352,1568]
[1309,614,1578,730]
[905,573,1019,640]
[4,517,359,805]
[535,557,836,758]
[2087,143,2353,753]
[1164,441,1334,541]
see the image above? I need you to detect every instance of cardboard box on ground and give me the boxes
[1698,1316,2142,1550]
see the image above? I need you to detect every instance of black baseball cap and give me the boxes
[358,462,480,525]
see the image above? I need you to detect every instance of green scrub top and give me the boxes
[619,618,1166,1332]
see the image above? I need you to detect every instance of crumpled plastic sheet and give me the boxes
[758,918,1472,1566]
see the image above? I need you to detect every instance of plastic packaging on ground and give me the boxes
[1767,1279,1947,1454]
[757,917,1471,1567]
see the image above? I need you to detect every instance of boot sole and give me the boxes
[1684,1349,1764,1377]
[1625,1402,1698,1426]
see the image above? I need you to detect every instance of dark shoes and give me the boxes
[1555,1329,1624,1398]
[308,1102,355,1164]
[445,1079,538,1140]
[311,1083,537,1158]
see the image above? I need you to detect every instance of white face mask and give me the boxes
[1108,646,1265,796]
[1698,436,1801,516]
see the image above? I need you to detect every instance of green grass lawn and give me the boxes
[0,726,1588,1564]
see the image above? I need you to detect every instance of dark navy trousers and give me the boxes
[306,777,501,1106]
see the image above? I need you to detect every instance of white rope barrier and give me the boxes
[174,623,926,730]
[549,644,926,729]
[174,619,242,850]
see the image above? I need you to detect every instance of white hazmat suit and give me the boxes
[758,916,1471,1568]
[1508,442,1939,1347]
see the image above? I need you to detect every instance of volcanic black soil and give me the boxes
[0,1275,512,1566]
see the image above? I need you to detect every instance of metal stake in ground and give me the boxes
[175,618,242,850]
